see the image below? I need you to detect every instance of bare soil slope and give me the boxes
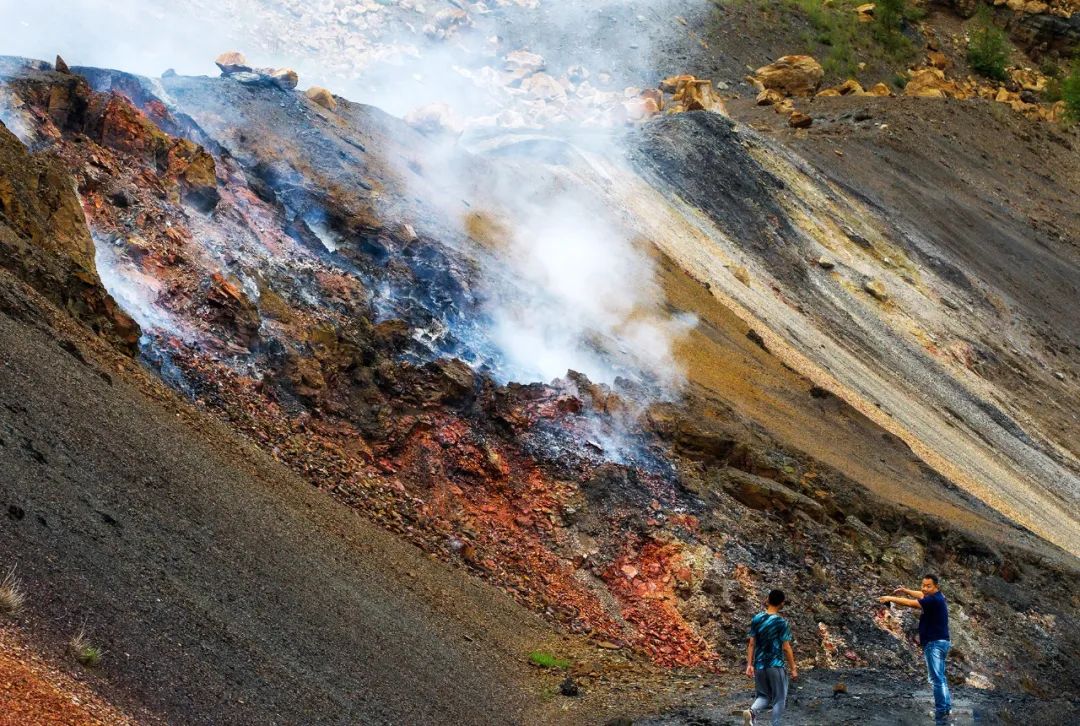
[0,273,577,725]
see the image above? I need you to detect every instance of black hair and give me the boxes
[923,574,940,586]
[767,589,786,607]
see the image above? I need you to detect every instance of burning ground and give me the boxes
[2,1,1080,724]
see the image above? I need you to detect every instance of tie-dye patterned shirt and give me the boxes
[748,611,792,670]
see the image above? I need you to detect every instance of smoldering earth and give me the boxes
[1,0,1080,724]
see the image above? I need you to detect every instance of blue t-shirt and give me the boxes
[748,611,792,669]
[918,591,950,644]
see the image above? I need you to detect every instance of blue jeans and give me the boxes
[923,640,951,721]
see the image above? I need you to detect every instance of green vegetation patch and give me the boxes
[742,0,920,79]
[967,6,1011,81]
[1062,58,1080,122]
[529,650,571,669]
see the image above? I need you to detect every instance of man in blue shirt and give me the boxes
[743,589,797,726]
[879,574,951,723]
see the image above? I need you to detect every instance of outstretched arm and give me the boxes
[878,595,922,609]
[783,641,798,679]
[745,637,755,678]
[893,586,923,598]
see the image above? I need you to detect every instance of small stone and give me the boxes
[732,265,751,286]
[863,279,889,301]
[559,676,580,697]
[789,111,813,129]
[817,256,836,270]
[756,88,785,106]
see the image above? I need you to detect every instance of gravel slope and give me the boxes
[0,275,572,725]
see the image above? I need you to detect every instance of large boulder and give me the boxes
[305,87,337,111]
[903,67,969,99]
[215,51,251,75]
[270,68,299,91]
[754,55,824,97]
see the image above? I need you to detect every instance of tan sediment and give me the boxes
[571,147,1080,560]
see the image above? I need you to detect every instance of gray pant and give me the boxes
[750,667,788,725]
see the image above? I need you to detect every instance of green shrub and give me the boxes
[529,650,570,669]
[875,0,905,36]
[1062,59,1080,121]
[967,7,1011,81]
[1043,77,1063,103]
[1040,59,1061,79]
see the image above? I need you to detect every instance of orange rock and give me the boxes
[270,68,299,90]
[758,88,786,105]
[927,51,950,70]
[305,87,337,111]
[660,74,697,92]
[789,111,813,129]
[215,51,251,75]
[903,67,963,98]
[754,55,824,97]
[664,76,727,115]
[836,79,865,96]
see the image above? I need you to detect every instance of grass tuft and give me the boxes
[1062,58,1080,123]
[70,626,105,667]
[0,565,26,615]
[529,650,570,669]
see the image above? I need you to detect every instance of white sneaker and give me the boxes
[743,709,756,726]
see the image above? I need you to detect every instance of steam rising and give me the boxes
[93,234,190,341]
[2,0,702,392]
[480,183,695,390]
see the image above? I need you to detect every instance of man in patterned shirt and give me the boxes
[743,589,798,726]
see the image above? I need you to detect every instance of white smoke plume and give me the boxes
[1,0,704,392]
[93,234,192,341]
[0,86,33,145]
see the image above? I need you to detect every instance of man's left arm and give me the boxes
[782,641,797,680]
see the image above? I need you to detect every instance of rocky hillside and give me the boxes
[2,0,1079,723]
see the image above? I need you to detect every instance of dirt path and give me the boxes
[637,668,1079,725]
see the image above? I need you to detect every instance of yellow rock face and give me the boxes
[754,55,824,97]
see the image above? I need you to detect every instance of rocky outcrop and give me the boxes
[1012,7,1080,57]
[0,124,138,350]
